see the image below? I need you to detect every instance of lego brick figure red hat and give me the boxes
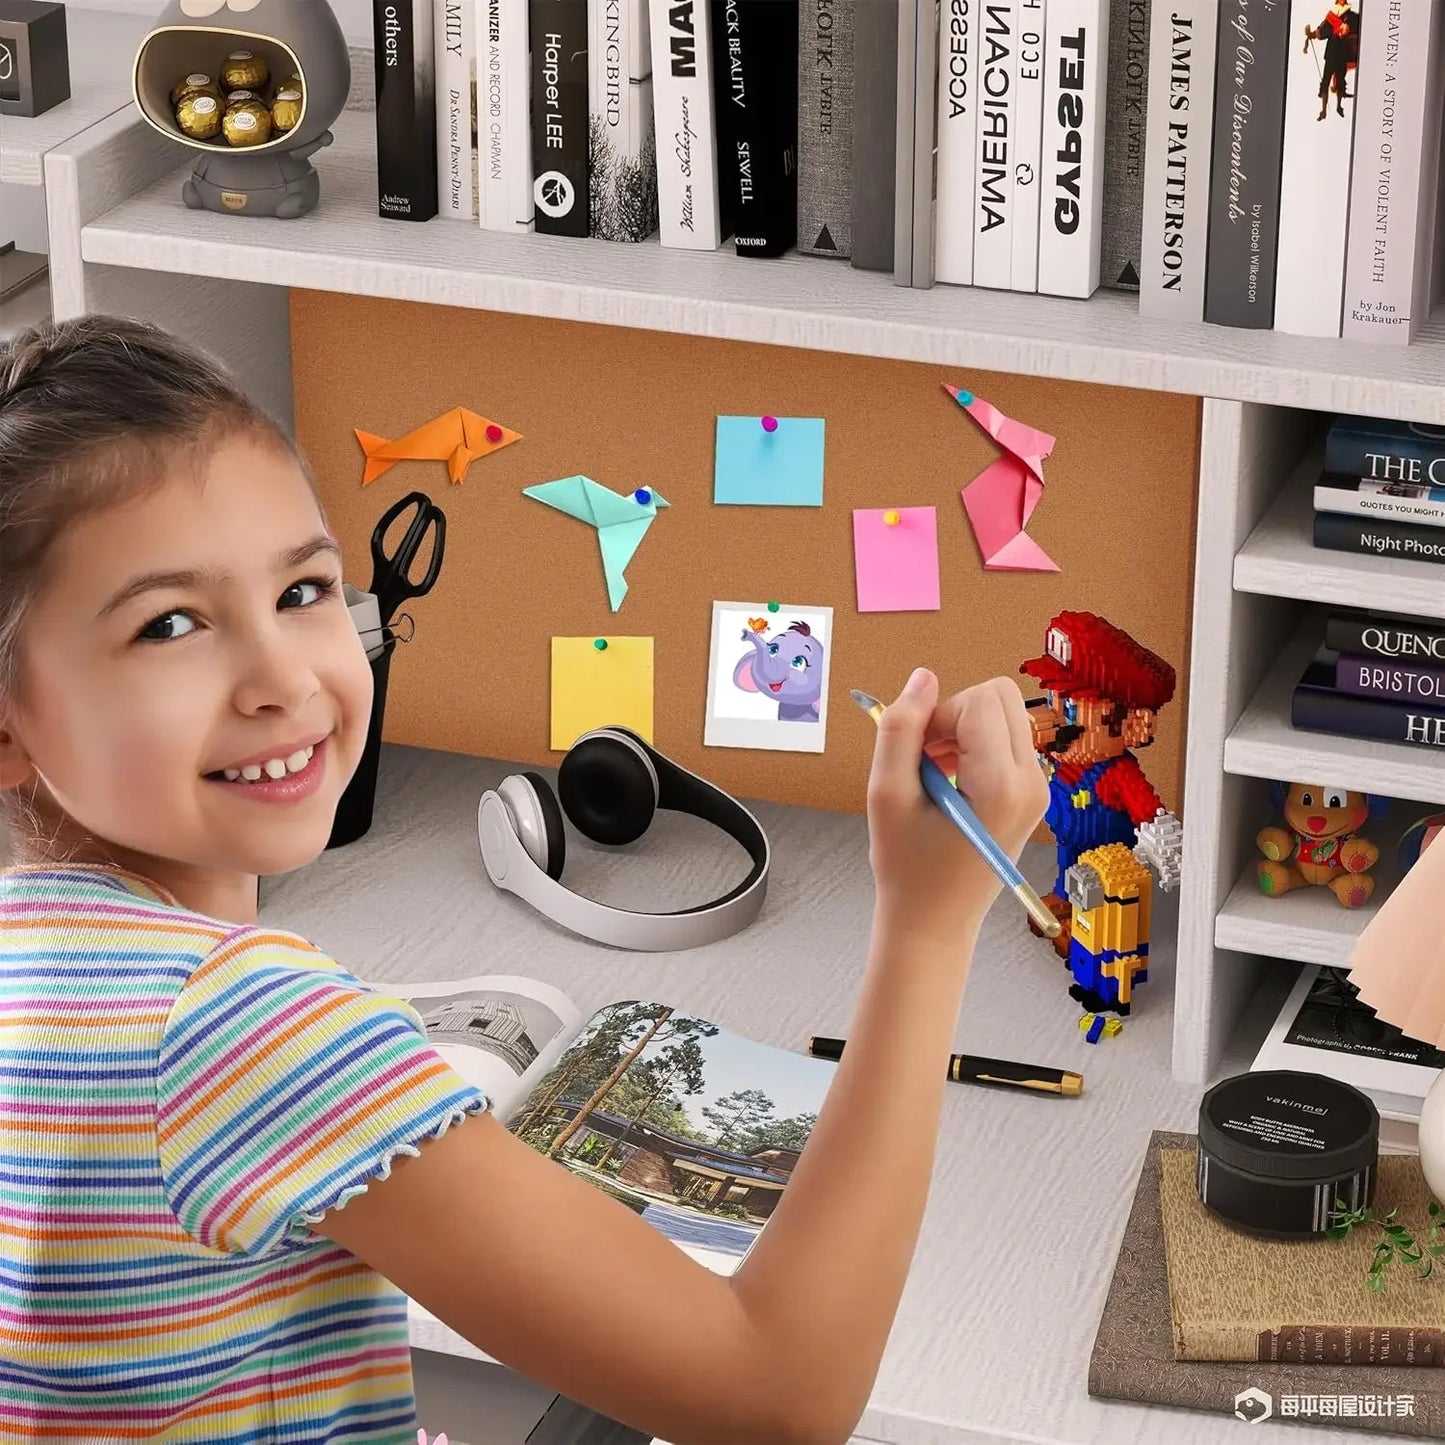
[1020,611,1176,713]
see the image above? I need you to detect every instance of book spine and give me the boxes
[1293,677,1445,749]
[1325,427,1445,484]
[1325,613,1445,660]
[973,0,1016,288]
[1335,654,1445,705]
[1271,0,1358,337]
[650,0,724,248]
[1038,0,1108,297]
[1203,0,1289,327]
[1313,510,1445,565]
[1343,0,1444,343]
[1315,482,1445,529]
[797,0,855,256]
[849,0,898,270]
[589,0,659,240]
[1011,0,1046,291]
[436,0,476,217]
[375,0,440,220]
[1177,1321,1445,1365]
[478,0,536,231]
[1100,0,1149,290]
[530,0,590,235]
[935,0,980,283]
[1138,0,1217,319]
[904,0,941,285]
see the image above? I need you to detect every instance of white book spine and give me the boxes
[1315,485,1445,528]
[1342,0,1444,343]
[1138,0,1217,319]
[973,0,1016,287]
[1272,0,1361,337]
[437,0,477,217]
[1011,0,1046,290]
[478,0,535,230]
[590,0,658,240]
[935,0,980,283]
[1038,0,1107,296]
[649,0,721,247]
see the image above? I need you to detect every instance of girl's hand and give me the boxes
[865,668,1050,947]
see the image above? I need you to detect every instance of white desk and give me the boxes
[258,740,1409,1445]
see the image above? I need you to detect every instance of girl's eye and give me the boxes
[279,577,335,609]
[137,611,196,643]
[790,654,808,670]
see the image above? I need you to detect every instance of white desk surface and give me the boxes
[260,741,1417,1445]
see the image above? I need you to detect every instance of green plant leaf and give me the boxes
[1368,1271,1387,1292]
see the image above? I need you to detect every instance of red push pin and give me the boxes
[761,415,778,433]
[485,424,503,443]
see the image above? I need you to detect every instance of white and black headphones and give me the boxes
[477,727,770,951]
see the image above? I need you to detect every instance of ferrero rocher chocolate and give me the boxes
[219,50,269,91]
[176,93,222,140]
[225,89,261,107]
[270,88,302,132]
[170,72,218,107]
[221,100,272,147]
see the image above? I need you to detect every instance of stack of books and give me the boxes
[1293,610,1445,753]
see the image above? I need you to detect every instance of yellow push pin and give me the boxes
[883,510,901,526]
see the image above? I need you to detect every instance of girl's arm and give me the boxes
[315,673,1048,1445]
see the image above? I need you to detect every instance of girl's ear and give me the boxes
[0,717,36,792]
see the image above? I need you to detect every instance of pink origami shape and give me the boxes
[944,384,1060,572]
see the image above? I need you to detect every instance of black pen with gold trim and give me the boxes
[807,1035,1083,1097]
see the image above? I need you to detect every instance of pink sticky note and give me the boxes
[852,507,941,611]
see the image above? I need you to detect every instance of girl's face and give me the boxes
[0,430,373,915]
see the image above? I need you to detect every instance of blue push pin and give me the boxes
[634,487,652,505]
[955,388,974,405]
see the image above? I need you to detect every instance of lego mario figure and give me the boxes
[1019,611,1183,954]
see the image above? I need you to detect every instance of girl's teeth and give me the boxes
[241,764,263,781]
[222,748,318,783]
[263,758,288,779]
[223,769,240,781]
[285,749,309,772]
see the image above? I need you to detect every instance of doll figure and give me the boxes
[1256,780,1389,908]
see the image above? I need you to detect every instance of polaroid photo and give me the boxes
[704,600,833,753]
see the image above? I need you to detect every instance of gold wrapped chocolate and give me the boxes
[176,93,222,140]
[221,100,273,147]
[225,89,261,107]
[270,88,302,132]
[219,50,269,91]
[170,72,218,106]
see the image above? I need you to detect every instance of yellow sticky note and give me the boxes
[550,637,655,750]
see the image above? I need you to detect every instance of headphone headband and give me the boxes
[478,730,769,951]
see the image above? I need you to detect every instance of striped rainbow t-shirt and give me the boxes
[0,862,491,1443]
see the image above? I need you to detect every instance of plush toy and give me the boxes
[1256,781,1390,907]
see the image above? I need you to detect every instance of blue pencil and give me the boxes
[850,688,1061,938]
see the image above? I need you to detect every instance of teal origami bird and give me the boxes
[522,476,669,611]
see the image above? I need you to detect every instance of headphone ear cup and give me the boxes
[558,733,657,846]
[520,772,567,880]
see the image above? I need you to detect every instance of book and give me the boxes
[797,0,854,256]
[1038,0,1108,297]
[1295,645,1445,746]
[1010,0,1047,292]
[1100,0,1149,291]
[1138,0,1217,320]
[1343,0,1445,345]
[1203,0,1290,327]
[1336,653,1445,706]
[973,0,1017,289]
[1316,475,1445,530]
[1313,512,1445,567]
[391,974,834,1283]
[650,0,726,248]
[1325,612,1445,665]
[848,0,897,271]
[375,0,440,220]
[895,0,940,287]
[934,0,979,284]
[530,0,590,236]
[478,0,536,231]
[589,0,659,242]
[436,0,478,219]
[1326,417,1445,488]
[1272,0,1361,337]
[1162,1145,1445,1365]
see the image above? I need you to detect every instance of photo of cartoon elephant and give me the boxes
[732,621,825,722]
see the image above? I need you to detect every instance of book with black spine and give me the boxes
[1325,417,1445,486]
[1294,646,1445,748]
[375,0,439,220]
[530,0,590,235]
[1138,0,1217,320]
[797,0,854,256]
[478,0,536,232]
[1203,0,1289,327]
[1315,474,1445,530]
[1313,512,1445,567]
[1100,0,1149,290]
[934,0,979,284]
[1325,611,1445,663]
[650,0,726,248]
[973,0,1016,289]
[1010,0,1046,292]
[849,0,897,271]
[588,0,659,241]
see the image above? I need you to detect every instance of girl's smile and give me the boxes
[205,733,328,800]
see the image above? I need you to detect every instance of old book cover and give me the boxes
[1100,0,1149,289]
[797,0,854,256]
[1090,1131,1445,1435]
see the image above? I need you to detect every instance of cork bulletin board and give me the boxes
[289,290,1203,817]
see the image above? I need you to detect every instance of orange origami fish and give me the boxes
[355,406,522,485]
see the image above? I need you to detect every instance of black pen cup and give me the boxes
[327,627,397,850]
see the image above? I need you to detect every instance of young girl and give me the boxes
[0,315,1049,1445]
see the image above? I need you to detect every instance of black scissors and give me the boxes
[368,491,446,629]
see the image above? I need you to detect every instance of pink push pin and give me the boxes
[485,424,503,443]
[761,415,778,433]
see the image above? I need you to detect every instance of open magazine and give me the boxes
[390,974,837,1284]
